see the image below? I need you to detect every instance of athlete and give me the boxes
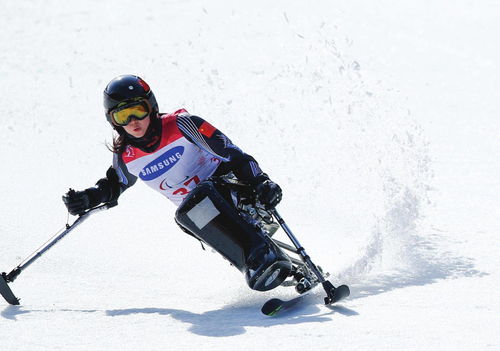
[62,74,282,225]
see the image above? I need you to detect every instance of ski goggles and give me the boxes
[110,100,150,126]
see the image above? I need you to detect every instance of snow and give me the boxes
[1,0,499,350]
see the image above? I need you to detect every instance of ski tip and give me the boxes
[261,298,285,316]
[261,294,309,316]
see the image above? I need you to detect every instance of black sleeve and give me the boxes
[176,114,266,184]
[85,154,138,207]
[85,165,134,207]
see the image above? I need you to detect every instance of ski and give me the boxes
[261,280,320,316]
[0,273,20,305]
[261,294,308,316]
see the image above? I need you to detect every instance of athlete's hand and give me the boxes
[256,179,282,209]
[62,189,91,216]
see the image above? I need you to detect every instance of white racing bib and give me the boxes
[121,115,221,206]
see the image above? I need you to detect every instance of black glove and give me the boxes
[62,189,91,216]
[255,179,282,209]
[62,168,121,215]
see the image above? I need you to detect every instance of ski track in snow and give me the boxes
[1,1,499,350]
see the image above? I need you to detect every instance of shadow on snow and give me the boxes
[1,293,358,337]
[104,294,358,337]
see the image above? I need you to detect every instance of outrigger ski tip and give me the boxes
[322,281,351,305]
[0,272,20,305]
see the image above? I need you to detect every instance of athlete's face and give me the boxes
[123,116,151,138]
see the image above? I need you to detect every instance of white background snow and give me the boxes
[1,1,499,350]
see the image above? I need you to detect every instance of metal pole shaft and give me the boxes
[6,204,109,282]
[17,217,86,272]
[270,209,327,283]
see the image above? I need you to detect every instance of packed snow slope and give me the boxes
[1,1,499,350]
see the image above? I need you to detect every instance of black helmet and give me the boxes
[103,75,158,127]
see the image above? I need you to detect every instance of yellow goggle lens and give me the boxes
[112,103,149,126]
